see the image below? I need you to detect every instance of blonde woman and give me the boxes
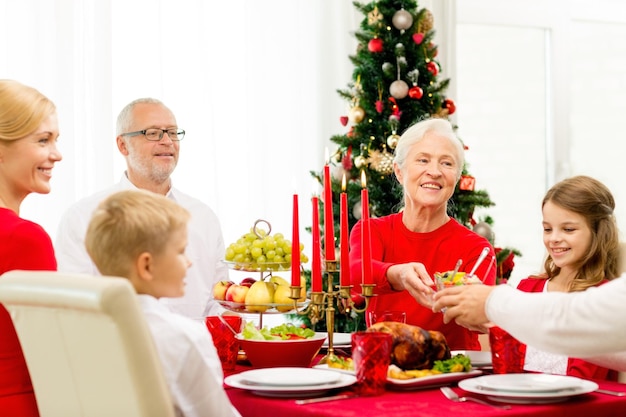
[0,79,62,416]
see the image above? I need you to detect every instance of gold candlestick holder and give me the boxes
[289,260,375,364]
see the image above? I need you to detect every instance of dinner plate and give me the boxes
[237,367,341,387]
[450,350,492,367]
[468,373,585,393]
[459,374,598,404]
[318,332,352,348]
[225,372,356,398]
[314,364,482,390]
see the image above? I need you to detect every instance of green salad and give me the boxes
[241,321,315,340]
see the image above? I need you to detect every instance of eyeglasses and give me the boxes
[121,128,185,141]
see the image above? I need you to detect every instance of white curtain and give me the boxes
[1,0,361,251]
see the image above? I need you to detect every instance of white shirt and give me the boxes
[54,173,229,318]
[487,275,626,370]
[138,295,241,417]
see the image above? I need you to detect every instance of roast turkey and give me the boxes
[367,321,450,370]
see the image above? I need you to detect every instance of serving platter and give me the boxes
[459,374,598,404]
[313,364,482,390]
[225,369,356,398]
[387,369,482,390]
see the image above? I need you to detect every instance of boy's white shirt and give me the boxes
[138,295,241,417]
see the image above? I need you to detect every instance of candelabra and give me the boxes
[289,260,375,364]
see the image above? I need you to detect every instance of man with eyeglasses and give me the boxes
[55,98,228,318]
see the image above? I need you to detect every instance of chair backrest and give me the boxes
[0,270,175,417]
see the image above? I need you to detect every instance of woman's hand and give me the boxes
[432,285,494,332]
[386,263,435,307]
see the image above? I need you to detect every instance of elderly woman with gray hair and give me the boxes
[349,118,495,350]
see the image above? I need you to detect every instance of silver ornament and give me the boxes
[389,80,409,99]
[352,201,362,220]
[392,9,413,31]
[354,155,367,169]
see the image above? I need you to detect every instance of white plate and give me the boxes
[225,372,356,398]
[237,367,341,387]
[318,332,351,348]
[314,364,482,390]
[459,374,598,404]
[451,350,492,367]
[387,369,483,390]
[469,373,585,393]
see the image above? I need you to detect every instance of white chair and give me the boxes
[0,270,175,417]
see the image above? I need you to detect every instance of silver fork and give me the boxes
[440,387,511,410]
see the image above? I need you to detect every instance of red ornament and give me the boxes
[368,38,384,53]
[412,33,424,45]
[408,86,423,99]
[389,97,400,117]
[426,61,439,76]
[459,175,475,191]
[340,116,348,126]
[443,98,456,115]
[375,100,383,113]
[342,146,353,170]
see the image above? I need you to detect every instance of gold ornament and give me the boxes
[368,150,394,175]
[368,6,383,25]
[349,106,366,124]
[387,134,400,149]
[419,9,434,33]
[354,155,367,169]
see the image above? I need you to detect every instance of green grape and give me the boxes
[233,253,245,263]
[264,236,277,250]
[265,250,276,260]
[233,243,246,254]
[225,246,235,261]
[275,247,285,257]
[273,254,284,263]
[250,247,263,259]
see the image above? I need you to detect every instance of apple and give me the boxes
[225,284,249,304]
[240,277,256,288]
[212,280,234,301]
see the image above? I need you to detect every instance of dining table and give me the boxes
[224,354,626,417]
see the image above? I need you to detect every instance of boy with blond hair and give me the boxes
[85,189,240,417]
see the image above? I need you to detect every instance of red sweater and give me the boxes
[517,277,615,380]
[0,208,57,417]
[349,213,496,350]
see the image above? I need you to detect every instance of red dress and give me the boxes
[517,276,615,380]
[0,208,57,417]
[350,213,496,350]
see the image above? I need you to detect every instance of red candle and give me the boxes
[311,196,322,292]
[291,194,300,286]
[361,171,372,285]
[340,174,350,286]
[323,151,336,262]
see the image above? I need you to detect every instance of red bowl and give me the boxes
[236,333,326,368]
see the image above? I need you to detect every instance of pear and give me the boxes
[269,275,289,287]
[245,281,275,312]
[273,285,294,312]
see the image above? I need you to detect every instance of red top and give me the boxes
[0,207,57,417]
[517,276,615,380]
[349,213,496,350]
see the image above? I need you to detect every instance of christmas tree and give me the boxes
[300,0,514,332]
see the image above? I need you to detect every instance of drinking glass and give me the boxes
[367,310,406,326]
[205,315,242,371]
[351,331,393,396]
